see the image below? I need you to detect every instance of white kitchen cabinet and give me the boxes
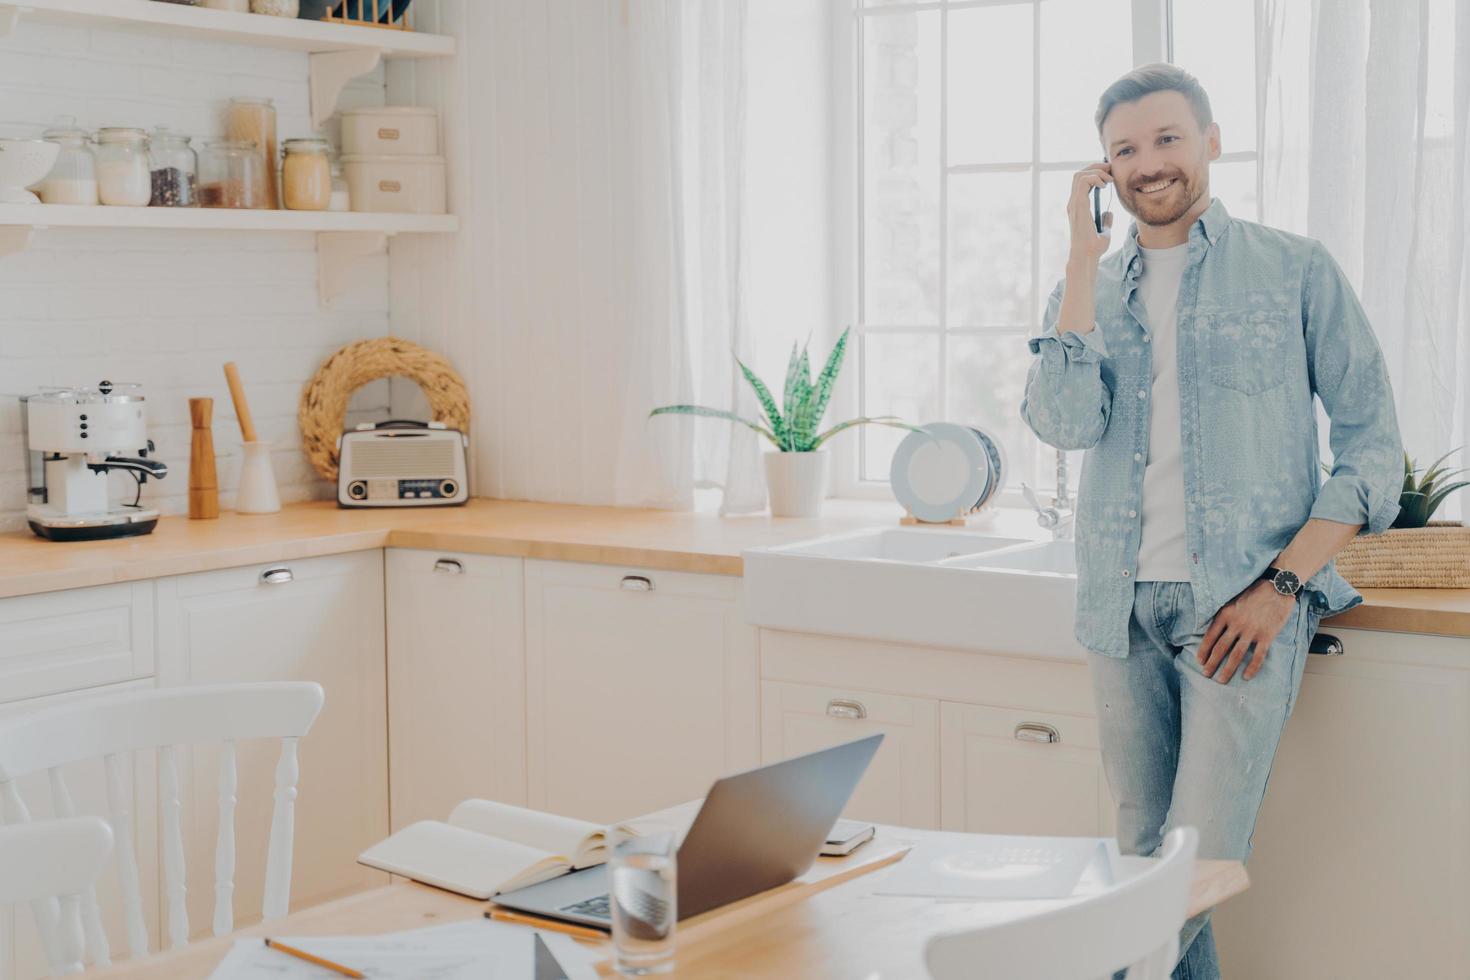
[1214,627,1470,979]
[523,559,759,824]
[0,680,160,980]
[0,580,154,705]
[155,552,388,938]
[761,680,939,828]
[939,701,1114,837]
[386,548,525,829]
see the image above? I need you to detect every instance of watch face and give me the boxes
[1273,570,1301,595]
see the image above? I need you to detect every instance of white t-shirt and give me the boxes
[1135,243,1192,582]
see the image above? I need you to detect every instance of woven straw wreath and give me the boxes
[299,336,471,482]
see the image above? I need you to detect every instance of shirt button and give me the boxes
[1128,509,1138,518]
[1121,570,1131,578]
[1134,452,1143,462]
[1137,389,1147,399]
[1143,335,1152,343]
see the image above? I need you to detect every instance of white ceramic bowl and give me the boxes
[0,139,60,204]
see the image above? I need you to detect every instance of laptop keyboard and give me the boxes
[559,894,611,921]
[560,884,671,927]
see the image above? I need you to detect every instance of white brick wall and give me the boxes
[0,15,395,531]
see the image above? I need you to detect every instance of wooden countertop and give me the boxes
[0,499,1466,638]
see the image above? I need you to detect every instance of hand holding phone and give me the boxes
[1069,161,1113,267]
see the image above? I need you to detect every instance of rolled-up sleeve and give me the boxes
[1020,279,1112,451]
[1303,242,1403,535]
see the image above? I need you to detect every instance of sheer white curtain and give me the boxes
[1258,0,1469,516]
[612,0,765,513]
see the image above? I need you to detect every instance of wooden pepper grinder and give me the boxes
[189,397,220,520]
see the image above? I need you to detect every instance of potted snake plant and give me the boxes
[1335,449,1470,587]
[650,329,921,517]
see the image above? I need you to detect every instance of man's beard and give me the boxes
[1119,171,1199,227]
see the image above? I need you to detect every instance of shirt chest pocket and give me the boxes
[1201,310,1293,395]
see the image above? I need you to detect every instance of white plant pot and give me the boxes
[764,450,830,518]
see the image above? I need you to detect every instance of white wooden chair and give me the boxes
[924,826,1199,980]
[0,682,324,972]
[0,817,113,977]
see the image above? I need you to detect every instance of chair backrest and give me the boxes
[924,827,1199,980]
[0,682,324,972]
[0,817,113,978]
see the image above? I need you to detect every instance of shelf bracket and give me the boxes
[309,49,382,130]
[316,230,386,307]
[0,225,32,257]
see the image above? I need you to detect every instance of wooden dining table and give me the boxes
[86,814,1247,979]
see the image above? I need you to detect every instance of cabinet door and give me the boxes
[0,681,160,980]
[761,681,939,828]
[524,560,758,824]
[155,552,388,936]
[386,549,525,830]
[939,702,1113,837]
[1214,629,1470,979]
[0,580,154,705]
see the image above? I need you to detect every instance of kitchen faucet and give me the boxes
[1022,449,1075,540]
[1051,448,1073,513]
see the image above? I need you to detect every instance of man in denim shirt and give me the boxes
[1021,65,1402,979]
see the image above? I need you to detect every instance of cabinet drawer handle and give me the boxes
[1309,632,1344,656]
[260,567,294,585]
[620,575,654,592]
[433,558,464,574]
[826,698,867,720]
[1014,722,1059,744]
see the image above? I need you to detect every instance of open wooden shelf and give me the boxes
[0,0,455,57]
[0,203,458,234]
[0,204,457,304]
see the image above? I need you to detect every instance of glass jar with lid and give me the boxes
[198,139,263,209]
[281,138,331,211]
[147,126,197,207]
[328,157,350,212]
[224,97,277,208]
[37,119,97,205]
[94,127,151,206]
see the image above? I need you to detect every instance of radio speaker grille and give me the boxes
[348,438,456,478]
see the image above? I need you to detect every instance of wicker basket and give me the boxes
[1334,520,1470,588]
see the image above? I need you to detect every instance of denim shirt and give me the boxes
[1020,198,1403,659]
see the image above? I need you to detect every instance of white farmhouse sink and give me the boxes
[743,531,1084,661]
[771,527,1031,563]
[941,539,1077,576]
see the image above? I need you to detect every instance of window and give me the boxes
[840,0,1260,500]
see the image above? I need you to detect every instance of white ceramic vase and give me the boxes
[236,441,281,514]
[764,450,830,518]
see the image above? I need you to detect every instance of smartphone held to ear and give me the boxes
[1092,185,1104,234]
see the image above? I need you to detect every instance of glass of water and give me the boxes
[609,824,677,976]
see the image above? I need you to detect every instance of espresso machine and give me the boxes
[22,381,169,541]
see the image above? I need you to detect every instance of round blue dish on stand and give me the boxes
[889,422,991,524]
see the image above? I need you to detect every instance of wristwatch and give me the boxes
[1260,566,1303,597]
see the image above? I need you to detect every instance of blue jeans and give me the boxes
[1094,581,1320,980]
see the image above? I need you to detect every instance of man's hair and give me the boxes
[1094,63,1213,134]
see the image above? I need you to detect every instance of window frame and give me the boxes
[829,0,1261,505]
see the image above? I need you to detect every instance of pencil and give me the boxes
[264,937,366,978]
[486,907,607,941]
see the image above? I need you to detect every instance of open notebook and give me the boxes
[359,800,638,899]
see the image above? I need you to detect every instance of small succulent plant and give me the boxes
[1393,449,1468,529]
[650,328,923,451]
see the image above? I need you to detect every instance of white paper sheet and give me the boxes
[873,832,1115,900]
[207,919,600,980]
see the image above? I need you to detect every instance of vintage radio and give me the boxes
[336,420,468,507]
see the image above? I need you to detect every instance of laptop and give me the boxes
[493,734,884,929]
